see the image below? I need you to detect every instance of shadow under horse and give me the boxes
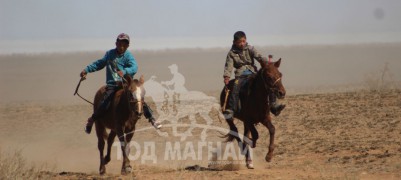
[92,75,145,175]
[220,59,286,168]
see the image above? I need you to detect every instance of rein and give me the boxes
[259,68,281,93]
[259,68,281,105]
[73,75,132,106]
[74,77,94,105]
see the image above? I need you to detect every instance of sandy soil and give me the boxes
[1,90,400,179]
[1,44,401,179]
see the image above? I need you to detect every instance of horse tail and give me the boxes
[219,131,236,143]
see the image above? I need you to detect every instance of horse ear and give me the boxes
[124,75,133,86]
[274,58,282,68]
[139,75,144,85]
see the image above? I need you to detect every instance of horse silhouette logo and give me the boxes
[143,64,223,141]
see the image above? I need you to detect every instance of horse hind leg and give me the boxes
[105,130,116,165]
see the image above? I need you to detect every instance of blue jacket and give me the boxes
[85,49,138,86]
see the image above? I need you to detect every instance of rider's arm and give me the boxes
[85,51,109,73]
[223,53,234,78]
[249,46,268,65]
[121,53,138,77]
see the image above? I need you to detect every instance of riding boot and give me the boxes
[143,103,162,129]
[269,93,286,116]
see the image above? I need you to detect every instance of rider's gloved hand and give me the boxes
[224,76,230,85]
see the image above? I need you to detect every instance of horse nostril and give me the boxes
[279,91,286,98]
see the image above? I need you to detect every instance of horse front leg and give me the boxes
[261,116,275,162]
[116,126,131,175]
[249,124,259,148]
[105,130,116,165]
[95,123,107,175]
[122,132,134,174]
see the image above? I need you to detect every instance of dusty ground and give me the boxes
[1,44,401,179]
[1,90,400,179]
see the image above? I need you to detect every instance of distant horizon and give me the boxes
[1,32,401,55]
[3,0,401,54]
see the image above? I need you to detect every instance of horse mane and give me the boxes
[248,66,266,92]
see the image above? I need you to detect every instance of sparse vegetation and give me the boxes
[363,62,396,92]
[0,149,52,180]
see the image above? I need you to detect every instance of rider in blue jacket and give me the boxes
[80,33,161,134]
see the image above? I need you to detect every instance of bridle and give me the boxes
[259,67,281,95]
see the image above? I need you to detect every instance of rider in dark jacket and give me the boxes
[223,31,286,120]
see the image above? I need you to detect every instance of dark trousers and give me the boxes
[227,76,248,113]
[143,102,154,120]
[91,86,119,120]
[227,76,278,114]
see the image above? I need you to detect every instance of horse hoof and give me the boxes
[99,167,106,175]
[265,154,272,162]
[126,166,132,173]
[121,166,132,175]
[246,161,254,169]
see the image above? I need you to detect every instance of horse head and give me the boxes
[125,75,145,117]
[260,58,286,99]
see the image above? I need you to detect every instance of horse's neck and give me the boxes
[250,70,270,99]
[119,87,132,106]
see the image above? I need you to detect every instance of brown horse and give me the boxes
[93,75,145,175]
[220,59,286,169]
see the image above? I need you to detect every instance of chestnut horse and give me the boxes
[220,59,286,169]
[93,75,145,175]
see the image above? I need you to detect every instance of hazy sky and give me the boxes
[1,0,401,53]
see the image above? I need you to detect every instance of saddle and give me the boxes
[98,85,123,112]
